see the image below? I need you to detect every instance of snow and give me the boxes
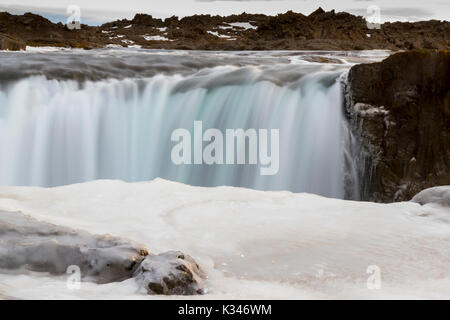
[142,35,171,41]
[109,35,125,39]
[123,24,132,29]
[0,179,449,299]
[412,186,450,206]
[104,44,122,49]
[228,22,257,30]
[207,31,232,38]
[23,46,75,52]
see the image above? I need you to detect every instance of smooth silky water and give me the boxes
[0,49,390,199]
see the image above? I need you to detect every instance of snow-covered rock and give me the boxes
[0,210,204,294]
[411,186,450,206]
[134,251,205,295]
[0,210,148,283]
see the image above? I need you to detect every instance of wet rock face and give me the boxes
[348,50,450,202]
[0,211,204,295]
[133,251,205,295]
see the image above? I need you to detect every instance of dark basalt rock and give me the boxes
[348,50,450,202]
[0,9,448,50]
[0,33,25,50]
[0,211,204,294]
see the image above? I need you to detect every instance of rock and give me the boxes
[133,251,205,295]
[0,33,25,50]
[347,50,450,202]
[309,7,325,17]
[0,10,449,50]
[0,210,148,283]
[0,210,204,295]
[411,186,450,206]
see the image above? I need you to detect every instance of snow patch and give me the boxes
[412,186,450,206]
[142,35,171,41]
[207,31,232,38]
[228,22,257,30]
[354,103,389,116]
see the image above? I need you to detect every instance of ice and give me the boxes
[412,186,450,206]
[0,179,449,299]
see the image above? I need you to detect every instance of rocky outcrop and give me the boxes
[0,9,448,51]
[134,251,205,295]
[0,211,205,294]
[347,50,450,202]
[0,33,25,50]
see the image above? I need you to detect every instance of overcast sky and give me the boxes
[0,0,448,25]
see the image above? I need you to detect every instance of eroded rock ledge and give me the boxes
[0,33,25,51]
[347,50,450,202]
[0,210,205,295]
[0,8,448,51]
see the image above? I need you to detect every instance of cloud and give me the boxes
[0,4,130,25]
[349,7,433,17]
[195,0,287,1]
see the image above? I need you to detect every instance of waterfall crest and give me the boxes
[0,66,359,199]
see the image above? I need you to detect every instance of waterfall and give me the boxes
[0,66,359,199]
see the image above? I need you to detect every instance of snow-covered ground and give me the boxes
[0,179,449,299]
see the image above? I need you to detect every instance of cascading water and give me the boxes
[0,49,369,199]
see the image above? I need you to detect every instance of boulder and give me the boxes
[0,210,204,295]
[0,210,148,283]
[133,251,205,295]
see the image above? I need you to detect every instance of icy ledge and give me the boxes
[0,210,205,295]
[411,186,450,207]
